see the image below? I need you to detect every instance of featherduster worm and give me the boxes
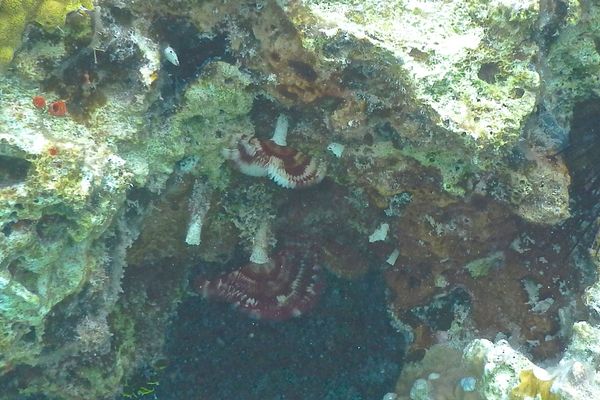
[222,115,326,188]
[195,246,324,321]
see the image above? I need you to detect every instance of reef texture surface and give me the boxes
[0,0,599,399]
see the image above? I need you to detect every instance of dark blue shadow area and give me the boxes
[156,272,405,400]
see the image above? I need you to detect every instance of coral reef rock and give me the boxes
[1,0,600,399]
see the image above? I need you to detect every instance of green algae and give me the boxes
[172,61,254,189]
[121,61,255,192]
[464,251,505,279]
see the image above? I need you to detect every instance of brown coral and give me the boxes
[384,193,585,359]
[248,2,347,104]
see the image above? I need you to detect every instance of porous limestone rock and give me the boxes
[0,73,131,372]
[291,0,540,144]
[280,0,569,224]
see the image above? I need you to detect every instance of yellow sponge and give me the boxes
[511,369,560,400]
[0,0,93,67]
[35,0,68,28]
[0,46,15,65]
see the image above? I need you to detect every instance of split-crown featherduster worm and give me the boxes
[195,223,324,320]
[195,245,324,321]
[195,224,324,321]
[222,114,326,188]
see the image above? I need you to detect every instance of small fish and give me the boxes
[163,46,179,66]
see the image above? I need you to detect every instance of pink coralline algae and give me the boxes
[222,115,326,188]
[195,246,324,321]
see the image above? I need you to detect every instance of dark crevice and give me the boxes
[0,155,31,188]
[558,98,600,254]
[155,272,405,400]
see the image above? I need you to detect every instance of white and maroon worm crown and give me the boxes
[222,114,326,188]
[195,245,324,321]
[223,136,326,188]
